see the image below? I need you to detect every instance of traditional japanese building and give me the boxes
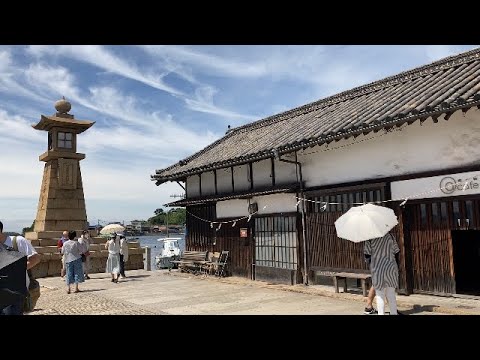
[152,48,480,297]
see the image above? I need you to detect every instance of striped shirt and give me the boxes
[364,233,400,290]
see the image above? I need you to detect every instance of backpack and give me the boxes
[12,236,41,313]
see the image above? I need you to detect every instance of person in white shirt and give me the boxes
[78,230,91,280]
[105,233,120,283]
[61,230,85,294]
[0,220,40,315]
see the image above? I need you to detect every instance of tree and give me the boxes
[22,221,35,236]
[147,208,186,225]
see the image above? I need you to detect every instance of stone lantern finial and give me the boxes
[54,97,73,118]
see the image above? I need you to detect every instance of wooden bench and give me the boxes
[310,267,372,297]
[171,251,208,273]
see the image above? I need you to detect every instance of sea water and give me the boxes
[130,234,186,269]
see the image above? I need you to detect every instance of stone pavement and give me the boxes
[28,269,480,315]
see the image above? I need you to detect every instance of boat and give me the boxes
[155,237,182,269]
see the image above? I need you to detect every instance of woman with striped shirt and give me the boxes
[364,232,400,315]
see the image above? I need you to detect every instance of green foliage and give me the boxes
[22,221,35,236]
[148,208,186,225]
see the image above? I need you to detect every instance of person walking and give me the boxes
[78,230,91,280]
[61,230,85,294]
[364,232,400,315]
[119,234,129,278]
[105,233,120,283]
[364,286,378,314]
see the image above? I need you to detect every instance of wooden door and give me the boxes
[406,201,455,294]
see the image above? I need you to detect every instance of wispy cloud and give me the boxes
[27,45,184,96]
[23,63,219,155]
[184,86,258,121]
[140,45,269,78]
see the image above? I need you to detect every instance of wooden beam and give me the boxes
[443,111,453,121]
[271,157,276,187]
[249,162,254,190]
[214,169,218,195]
[198,174,202,197]
[176,181,185,191]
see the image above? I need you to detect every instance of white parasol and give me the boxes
[100,223,125,235]
[334,203,398,243]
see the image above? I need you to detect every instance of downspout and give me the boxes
[276,150,309,286]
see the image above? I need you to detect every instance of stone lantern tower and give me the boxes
[25,98,95,241]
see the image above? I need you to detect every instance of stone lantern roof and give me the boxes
[32,97,95,133]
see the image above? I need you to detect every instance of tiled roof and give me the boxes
[152,47,480,185]
[164,185,299,207]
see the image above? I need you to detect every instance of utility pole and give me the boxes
[166,211,169,239]
[167,194,184,238]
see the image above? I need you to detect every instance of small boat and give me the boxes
[155,237,182,269]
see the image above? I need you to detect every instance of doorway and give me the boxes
[452,230,480,295]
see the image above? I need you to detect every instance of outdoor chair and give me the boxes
[215,251,229,277]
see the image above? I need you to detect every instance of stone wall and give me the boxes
[30,237,146,278]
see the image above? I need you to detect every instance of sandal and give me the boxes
[74,289,81,293]
[67,289,71,294]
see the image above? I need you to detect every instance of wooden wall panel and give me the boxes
[407,203,455,294]
[186,204,252,278]
[306,211,369,272]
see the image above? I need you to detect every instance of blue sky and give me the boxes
[0,45,477,232]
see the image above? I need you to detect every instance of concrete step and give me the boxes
[38,239,59,247]
[90,237,108,244]
[34,246,60,254]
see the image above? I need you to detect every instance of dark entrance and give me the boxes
[452,230,480,295]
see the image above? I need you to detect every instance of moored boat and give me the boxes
[155,237,182,269]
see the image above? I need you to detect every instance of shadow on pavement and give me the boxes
[121,275,150,279]
[401,304,440,315]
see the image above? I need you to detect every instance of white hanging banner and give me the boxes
[391,170,480,200]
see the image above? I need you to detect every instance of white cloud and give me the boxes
[27,45,184,96]
[184,86,257,121]
[26,46,255,122]
[140,45,268,78]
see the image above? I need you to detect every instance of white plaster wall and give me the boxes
[252,159,272,189]
[252,193,298,214]
[274,156,298,185]
[300,111,480,188]
[233,164,250,192]
[186,175,200,197]
[216,193,298,218]
[201,171,215,196]
[391,170,480,200]
[217,199,249,218]
[216,168,232,194]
